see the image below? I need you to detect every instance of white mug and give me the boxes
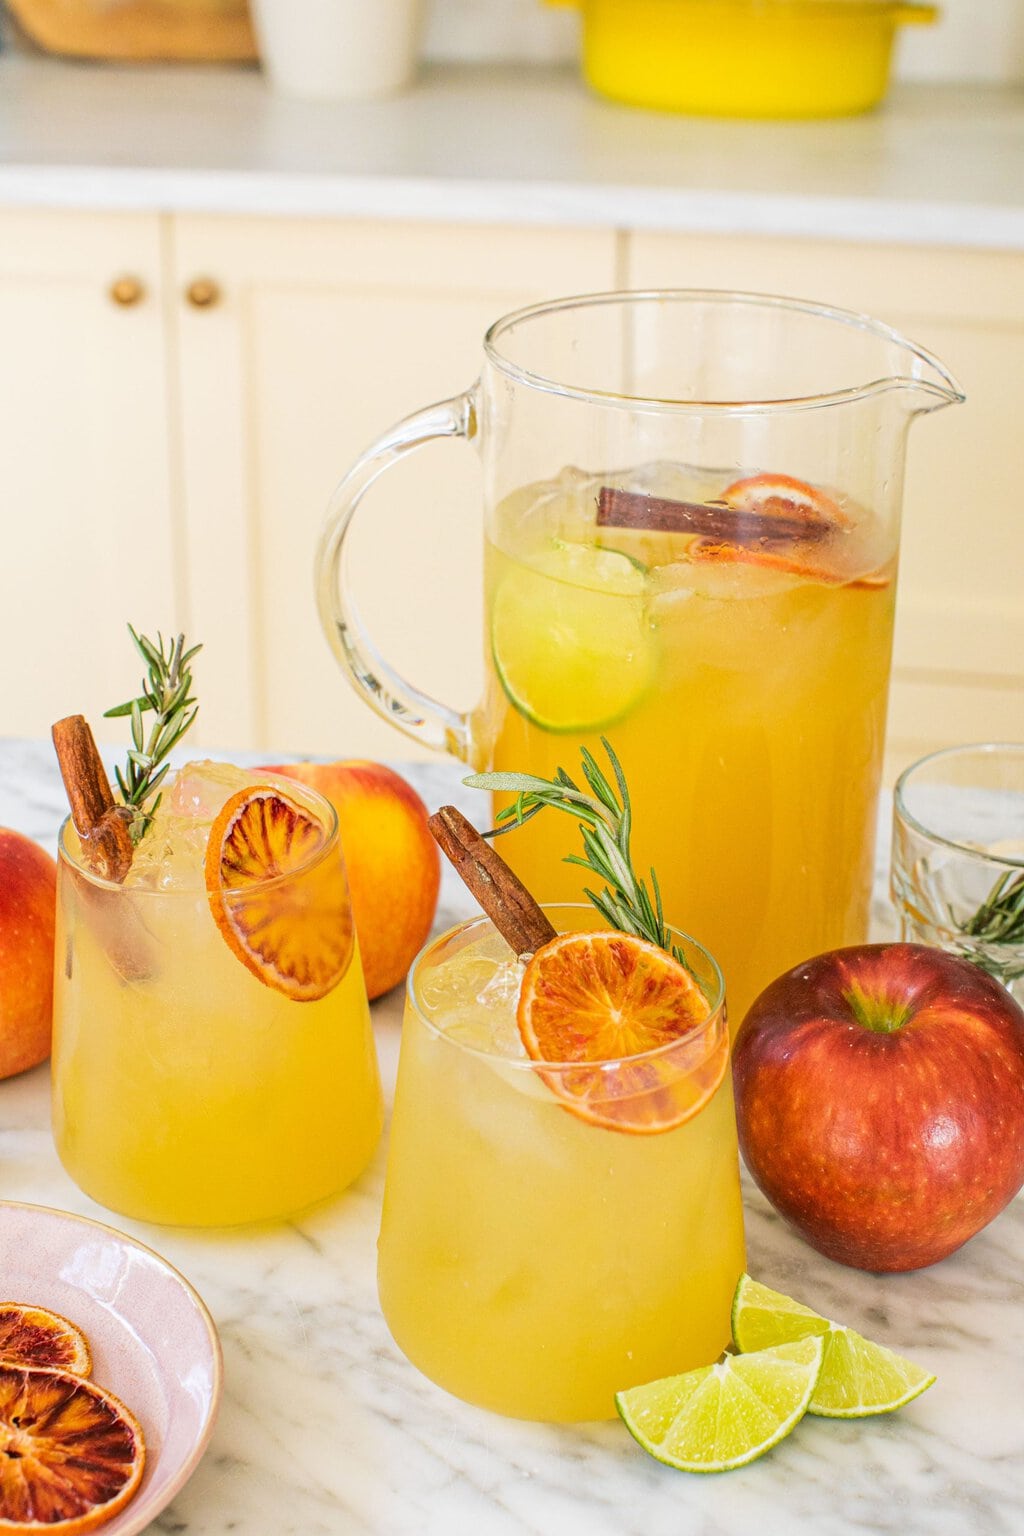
[252,0,424,101]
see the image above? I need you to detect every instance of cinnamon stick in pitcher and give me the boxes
[52,715,133,883]
[429,806,556,958]
[597,486,833,545]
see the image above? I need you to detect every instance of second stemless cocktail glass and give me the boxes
[318,291,963,1021]
[892,743,1024,1003]
[377,905,744,1422]
[52,762,383,1227]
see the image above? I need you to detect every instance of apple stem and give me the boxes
[845,981,913,1034]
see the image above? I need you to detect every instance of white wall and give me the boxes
[422,0,1024,82]
[1,0,1021,83]
[422,0,577,62]
[899,0,1024,81]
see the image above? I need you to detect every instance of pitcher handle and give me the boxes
[315,389,477,761]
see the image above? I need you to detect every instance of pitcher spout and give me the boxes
[878,328,964,414]
[891,342,965,416]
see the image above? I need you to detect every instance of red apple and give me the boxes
[0,828,58,1078]
[732,943,1024,1272]
[260,760,440,1000]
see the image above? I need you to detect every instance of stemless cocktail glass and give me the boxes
[892,742,1024,1004]
[52,763,383,1226]
[318,290,963,1022]
[377,905,745,1422]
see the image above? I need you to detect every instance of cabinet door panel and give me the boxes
[626,232,1024,770]
[0,210,178,743]
[172,216,618,757]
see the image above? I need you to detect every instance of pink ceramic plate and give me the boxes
[0,1201,223,1534]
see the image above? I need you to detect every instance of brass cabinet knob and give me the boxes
[109,276,145,307]
[185,278,222,310]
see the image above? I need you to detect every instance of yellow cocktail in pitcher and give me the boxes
[482,463,897,1021]
[317,291,962,1027]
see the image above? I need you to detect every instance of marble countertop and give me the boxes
[1,56,1024,248]
[1,738,1022,1535]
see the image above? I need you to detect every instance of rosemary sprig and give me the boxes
[957,867,1024,986]
[104,627,202,843]
[465,739,689,968]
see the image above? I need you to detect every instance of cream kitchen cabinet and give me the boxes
[168,215,619,760]
[0,209,181,742]
[3,203,1020,775]
[0,210,617,754]
[625,231,1024,778]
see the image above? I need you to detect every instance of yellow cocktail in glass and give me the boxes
[52,761,383,1226]
[377,905,746,1422]
[481,463,897,1023]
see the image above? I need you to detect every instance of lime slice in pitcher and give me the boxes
[491,542,655,733]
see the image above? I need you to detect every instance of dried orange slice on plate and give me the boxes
[517,932,728,1134]
[0,1363,144,1533]
[0,1305,90,1377]
[205,785,354,1002]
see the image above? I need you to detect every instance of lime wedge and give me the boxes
[615,1337,823,1474]
[491,542,654,733]
[731,1274,830,1350]
[731,1274,936,1419]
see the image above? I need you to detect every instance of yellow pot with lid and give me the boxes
[544,0,938,118]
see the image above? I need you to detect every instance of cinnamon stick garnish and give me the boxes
[52,715,133,883]
[597,486,834,546]
[428,806,556,958]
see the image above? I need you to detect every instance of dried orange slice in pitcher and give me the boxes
[0,1305,90,1377]
[719,471,851,532]
[205,785,354,1002]
[690,471,855,583]
[0,1364,145,1533]
[517,932,728,1134]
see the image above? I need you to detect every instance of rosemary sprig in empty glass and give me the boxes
[104,627,202,843]
[466,738,692,969]
[957,867,1024,987]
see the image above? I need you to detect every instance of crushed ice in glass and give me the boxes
[125,760,256,891]
[419,928,529,1058]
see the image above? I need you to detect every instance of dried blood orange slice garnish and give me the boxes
[720,472,852,532]
[205,785,355,1002]
[517,932,728,1135]
[0,1306,90,1378]
[0,1364,144,1534]
[688,538,849,585]
[691,471,855,582]
[689,538,892,590]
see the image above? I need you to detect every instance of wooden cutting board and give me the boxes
[7,0,258,60]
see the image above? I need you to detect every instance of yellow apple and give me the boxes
[261,760,440,1000]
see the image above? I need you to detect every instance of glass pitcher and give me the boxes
[316,290,963,1021]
